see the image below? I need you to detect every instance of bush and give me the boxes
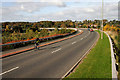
[2,28,75,44]
[118,32,120,50]
[60,29,66,34]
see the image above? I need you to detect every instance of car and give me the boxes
[88,28,90,31]
[90,29,94,32]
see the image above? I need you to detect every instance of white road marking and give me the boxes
[81,38,83,40]
[61,31,99,79]
[89,31,90,34]
[52,48,61,53]
[72,41,76,44]
[85,34,89,38]
[0,67,19,75]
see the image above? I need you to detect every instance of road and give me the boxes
[2,29,99,78]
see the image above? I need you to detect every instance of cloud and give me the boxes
[21,4,24,9]
[104,3,118,20]
[2,1,66,15]
[85,8,95,12]
[18,3,41,13]
[37,2,118,21]
[1,2,67,22]
[1,2,118,22]
[1,0,120,2]
[40,0,66,7]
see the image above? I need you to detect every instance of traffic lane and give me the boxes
[2,29,88,75]
[1,29,90,77]
[2,29,87,71]
[30,32,99,78]
[39,31,98,78]
[2,30,98,78]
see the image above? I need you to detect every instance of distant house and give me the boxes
[87,24,98,28]
[79,25,82,27]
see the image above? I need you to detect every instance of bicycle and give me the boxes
[35,43,39,50]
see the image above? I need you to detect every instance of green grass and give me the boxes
[65,31,112,79]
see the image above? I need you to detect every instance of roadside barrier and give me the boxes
[2,33,74,46]
[104,32,118,80]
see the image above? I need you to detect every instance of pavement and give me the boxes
[2,29,99,78]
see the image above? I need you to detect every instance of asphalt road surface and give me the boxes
[2,29,99,78]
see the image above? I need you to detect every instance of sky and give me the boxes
[0,0,120,22]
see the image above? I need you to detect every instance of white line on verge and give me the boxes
[72,41,76,44]
[0,67,19,75]
[52,48,61,53]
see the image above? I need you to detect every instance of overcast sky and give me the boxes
[0,0,120,22]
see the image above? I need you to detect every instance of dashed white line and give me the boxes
[72,41,76,44]
[52,48,61,53]
[88,31,90,34]
[0,67,19,75]
[81,38,83,40]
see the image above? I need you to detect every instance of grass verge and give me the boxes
[64,30,112,79]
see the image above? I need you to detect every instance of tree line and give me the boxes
[1,19,120,44]
[1,19,120,32]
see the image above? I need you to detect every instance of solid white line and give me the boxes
[52,48,61,53]
[0,67,19,75]
[72,41,76,44]
[61,31,100,79]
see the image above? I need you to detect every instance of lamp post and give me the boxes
[75,21,78,31]
[101,0,104,39]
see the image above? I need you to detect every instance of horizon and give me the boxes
[1,20,119,23]
[1,19,119,23]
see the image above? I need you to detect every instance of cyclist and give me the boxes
[35,38,40,49]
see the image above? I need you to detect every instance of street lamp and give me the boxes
[101,0,104,39]
[75,21,78,31]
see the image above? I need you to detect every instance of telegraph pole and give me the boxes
[101,0,104,39]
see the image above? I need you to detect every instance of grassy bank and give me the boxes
[65,31,112,79]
